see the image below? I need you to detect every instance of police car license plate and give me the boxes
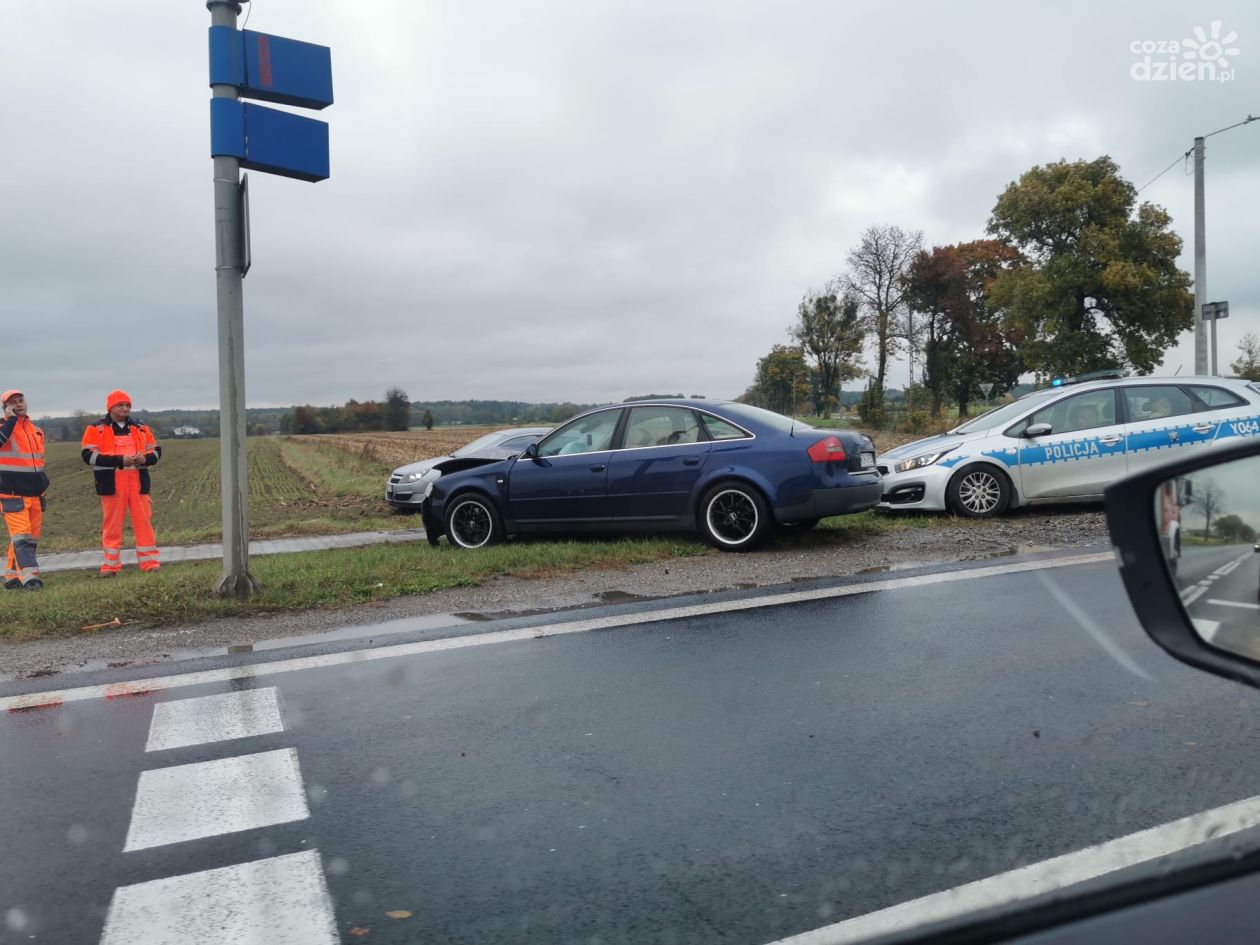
[861,451,876,468]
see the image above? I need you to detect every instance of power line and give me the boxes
[1137,150,1191,194]
[1136,113,1258,195]
[1204,113,1257,139]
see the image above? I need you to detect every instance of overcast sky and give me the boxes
[3,1,1258,416]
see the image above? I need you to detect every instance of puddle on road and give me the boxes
[594,590,652,604]
[240,611,477,652]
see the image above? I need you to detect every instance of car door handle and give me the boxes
[1098,435,1122,444]
[589,464,606,473]
[683,458,700,466]
[1192,424,1215,433]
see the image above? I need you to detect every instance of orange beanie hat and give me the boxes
[107,389,132,412]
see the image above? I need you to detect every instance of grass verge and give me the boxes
[3,536,711,641]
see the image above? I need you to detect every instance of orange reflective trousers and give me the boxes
[2,496,42,586]
[100,469,159,574]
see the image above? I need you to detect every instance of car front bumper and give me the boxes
[386,474,439,508]
[876,463,952,512]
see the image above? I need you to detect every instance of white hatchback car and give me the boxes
[878,375,1260,517]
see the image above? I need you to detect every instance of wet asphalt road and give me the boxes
[1180,543,1260,659]
[5,555,1260,945]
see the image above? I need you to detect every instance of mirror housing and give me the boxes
[1106,437,1260,690]
[521,442,540,460]
[1025,422,1053,438]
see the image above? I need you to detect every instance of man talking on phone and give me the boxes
[0,389,48,591]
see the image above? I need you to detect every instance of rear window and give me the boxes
[718,403,808,433]
[1186,385,1247,409]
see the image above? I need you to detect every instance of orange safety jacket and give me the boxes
[0,416,48,498]
[80,419,161,496]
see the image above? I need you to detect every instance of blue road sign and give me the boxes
[209,27,333,110]
[211,99,329,182]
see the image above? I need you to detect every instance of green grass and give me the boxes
[39,438,405,553]
[2,536,711,640]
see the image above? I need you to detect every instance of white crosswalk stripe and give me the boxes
[124,748,311,852]
[145,688,284,752]
[100,849,338,945]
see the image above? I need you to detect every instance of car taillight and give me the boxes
[807,436,846,463]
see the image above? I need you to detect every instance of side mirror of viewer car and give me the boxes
[1106,438,1260,689]
[1025,422,1053,438]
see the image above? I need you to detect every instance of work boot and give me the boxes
[4,579,20,590]
[22,579,43,591]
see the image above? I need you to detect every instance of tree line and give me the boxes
[742,156,1196,424]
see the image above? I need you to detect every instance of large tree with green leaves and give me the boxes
[905,241,1025,419]
[740,344,812,416]
[791,284,866,419]
[986,156,1193,377]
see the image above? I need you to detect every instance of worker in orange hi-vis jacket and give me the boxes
[80,390,162,576]
[0,389,49,591]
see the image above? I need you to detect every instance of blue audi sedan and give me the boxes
[419,400,881,551]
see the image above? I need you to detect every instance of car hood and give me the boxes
[392,455,454,477]
[880,429,993,464]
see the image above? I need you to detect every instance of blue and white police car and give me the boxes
[878,374,1260,517]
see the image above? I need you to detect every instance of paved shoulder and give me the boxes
[39,528,427,574]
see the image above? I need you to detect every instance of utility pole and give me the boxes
[208,0,258,598]
[1193,136,1207,376]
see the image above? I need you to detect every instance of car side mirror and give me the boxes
[1025,423,1052,438]
[1106,439,1260,689]
[521,443,540,460]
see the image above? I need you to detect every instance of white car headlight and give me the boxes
[403,468,430,483]
[893,448,956,474]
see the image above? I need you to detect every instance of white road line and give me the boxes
[100,849,337,945]
[762,793,1260,945]
[1181,584,1210,606]
[1206,599,1260,611]
[1192,618,1222,643]
[145,688,284,752]
[1,551,1113,712]
[124,748,309,852]
[1036,571,1152,680]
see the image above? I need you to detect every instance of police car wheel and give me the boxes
[946,466,1010,518]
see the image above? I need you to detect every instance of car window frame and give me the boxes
[1004,388,1120,438]
[535,407,624,458]
[620,405,710,450]
[1182,384,1248,412]
[1119,384,1199,424]
[699,411,753,442]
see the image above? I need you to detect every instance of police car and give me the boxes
[878,373,1260,517]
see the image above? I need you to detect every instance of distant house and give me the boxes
[172,426,203,438]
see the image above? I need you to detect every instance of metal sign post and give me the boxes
[1202,301,1230,377]
[205,1,332,598]
[207,0,257,599]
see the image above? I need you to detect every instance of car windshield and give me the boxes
[718,402,812,433]
[452,433,504,456]
[951,388,1060,433]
